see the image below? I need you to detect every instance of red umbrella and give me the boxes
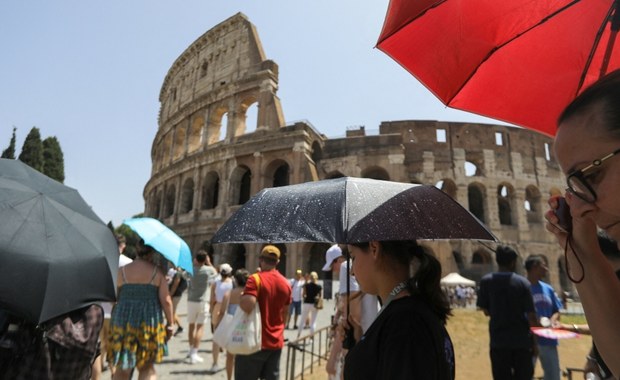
[377,0,620,137]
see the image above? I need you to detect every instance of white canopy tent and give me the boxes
[440,272,476,287]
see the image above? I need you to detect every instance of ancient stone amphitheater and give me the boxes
[143,13,571,294]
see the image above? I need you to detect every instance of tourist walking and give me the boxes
[235,245,291,380]
[296,271,322,340]
[221,268,250,380]
[107,239,173,380]
[185,250,211,365]
[210,262,234,373]
[477,245,538,380]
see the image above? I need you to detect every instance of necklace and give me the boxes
[377,281,408,317]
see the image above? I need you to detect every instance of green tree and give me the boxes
[42,136,65,183]
[1,127,17,159]
[18,127,44,171]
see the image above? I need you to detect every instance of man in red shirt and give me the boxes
[235,245,292,380]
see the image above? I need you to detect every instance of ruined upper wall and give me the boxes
[157,12,275,127]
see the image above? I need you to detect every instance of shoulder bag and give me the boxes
[226,273,262,355]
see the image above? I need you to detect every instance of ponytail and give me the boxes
[354,241,451,323]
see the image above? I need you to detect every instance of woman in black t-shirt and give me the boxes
[296,271,322,339]
[344,240,455,380]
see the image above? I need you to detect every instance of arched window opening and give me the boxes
[464,161,478,177]
[453,251,464,270]
[231,244,246,274]
[311,142,323,163]
[173,125,186,160]
[245,103,258,134]
[165,185,176,218]
[273,164,289,187]
[219,113,228,141]
[498,184,514,225]
[239,171,251,205]
[525,185,542,223]
[180,178,194,213]
[201,172,220,210]
[468,184,485,223]
[188,117,204,153]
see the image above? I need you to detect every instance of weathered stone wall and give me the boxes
[143,13,572,295]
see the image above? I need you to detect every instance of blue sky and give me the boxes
[0,1,504,226]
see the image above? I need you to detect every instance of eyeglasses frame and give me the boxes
[566,147,620,203]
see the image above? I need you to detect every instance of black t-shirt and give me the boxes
[302,282,322,304]
[476,272,534,349]
[344,296,455,380]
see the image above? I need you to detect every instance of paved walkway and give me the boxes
[128,292,337,380]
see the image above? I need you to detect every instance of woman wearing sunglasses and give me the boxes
[546,69,620,378]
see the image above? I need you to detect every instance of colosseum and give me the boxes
[143,13,571,295]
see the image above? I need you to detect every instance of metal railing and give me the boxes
[284,325,333,380]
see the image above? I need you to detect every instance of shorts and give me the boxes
[289,300,301,314]
[187,301,208,324]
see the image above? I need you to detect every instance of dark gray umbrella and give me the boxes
[212,177,495,244]
[0,158,118,324]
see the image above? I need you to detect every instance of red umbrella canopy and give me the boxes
[377,0,620,137]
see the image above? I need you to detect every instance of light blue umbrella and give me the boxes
[123,217,193,275]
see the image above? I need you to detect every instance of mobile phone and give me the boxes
[554,197,572,233]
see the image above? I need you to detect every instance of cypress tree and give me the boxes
[42,136,65,183]
[18,127,44,171]
[1,127,17,159]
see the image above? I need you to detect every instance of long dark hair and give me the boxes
[352,240,451,323]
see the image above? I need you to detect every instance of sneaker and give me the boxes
[210,364,222,373]
[184,353,204,364]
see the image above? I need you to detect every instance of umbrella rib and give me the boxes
[578,0,618,90]
[447,0,582,105]
[376,0,447,46]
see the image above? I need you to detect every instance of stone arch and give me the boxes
[265,159,290,188]
[232,95,259,136]
[173,124,186,160]
[361,166,390,180]
[497,182,516,226]
[188,116,204,153]
[201,171,220,210]
[325,171,345,179]
[469,248,495,281]
[161,132,173,167]
[311,141,323,163]
[153,190,162,219]
[525,185,542,223]
[468,182,486,223]
[453,251,464,270]
[230,165,252,205]
[436,178,457,199]
[180,178,194,213]
[206,106,229,145]
[230,244,247,273]
[165,184,176,218]
[464,161,479,177]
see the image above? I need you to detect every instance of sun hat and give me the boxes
[322,244,343,271]
[219,263,233,275]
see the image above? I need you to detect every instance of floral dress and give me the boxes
[107,266,168,369]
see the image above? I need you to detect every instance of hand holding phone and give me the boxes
[554,197,572,233]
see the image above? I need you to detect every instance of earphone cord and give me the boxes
[564,232,585,284]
